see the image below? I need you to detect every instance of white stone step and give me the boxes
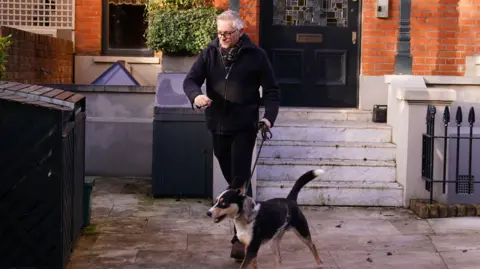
[256,180,403,207]
[259,108,373,122]
[256,158,396,183]
[258,140,396,161]
[267,120,392,143]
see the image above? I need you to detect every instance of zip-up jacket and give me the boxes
[183,34,280,134]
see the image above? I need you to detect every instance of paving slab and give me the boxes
[70,234,100,255]
[257,248,338,269]
[96,216,148,234]
[330,250,448,269]
[187,233,232,251]
[427,217,480,234]
[300,206,417,221]
[430,233,480,252]
[439,249,480,269]
[69,248,139,268]
[91,232,187,252]
[273,232,436,253]
[310,219,403,237]
[66,177,480,269]
[389,219,435,235]
[145,216,233,235]
[109,199,192,218]
[135,249,238,269]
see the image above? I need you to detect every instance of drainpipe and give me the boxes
[229,0,239,12]
[394,0,413,74]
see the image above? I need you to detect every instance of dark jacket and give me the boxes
[183,34,280,134]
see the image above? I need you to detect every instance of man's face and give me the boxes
[217,20,242,48]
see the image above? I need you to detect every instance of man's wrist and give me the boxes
[260,118,272,128]
[190,92,202,104]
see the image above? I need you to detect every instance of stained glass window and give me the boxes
[273,0,348,27]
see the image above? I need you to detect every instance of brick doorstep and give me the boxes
[410,199,480,219]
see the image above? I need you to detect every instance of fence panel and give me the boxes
[0,81,85,269]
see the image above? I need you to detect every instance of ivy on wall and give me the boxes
[0,34,13,79]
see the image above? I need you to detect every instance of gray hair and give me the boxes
[217,10,244,30]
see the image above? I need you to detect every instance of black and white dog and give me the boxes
[207,169,324,269]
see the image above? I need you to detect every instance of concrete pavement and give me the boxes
[67,177,480,269]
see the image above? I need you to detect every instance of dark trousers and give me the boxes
[212,130,256,195]
[212,130,257,244]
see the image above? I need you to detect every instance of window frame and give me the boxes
[101,0,154,57]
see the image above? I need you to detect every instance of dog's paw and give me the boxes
[316,257,323,265]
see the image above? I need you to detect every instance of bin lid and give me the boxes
[0,81,84,111]
[154,73,205,108]
[92,61,140,86]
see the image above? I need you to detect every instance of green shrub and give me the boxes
[0,34,12,79]
[157,0,213,9]
[145,5,221,56]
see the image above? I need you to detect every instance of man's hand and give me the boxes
[257,118,273,140]
[260,118,271,129]
[194,94,212,108]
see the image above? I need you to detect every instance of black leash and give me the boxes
[242,121,272,196]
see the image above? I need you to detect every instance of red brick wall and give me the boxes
[239,0,260,45]
[0,26,73,84]
[410,0,480,76]
[75,0,102,55]
[360,0,400,76]
[213,0,229,9]
[361,0,480,76]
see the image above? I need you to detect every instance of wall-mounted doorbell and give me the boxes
[376,0,389,18]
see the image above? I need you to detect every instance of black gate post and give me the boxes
[229,0,240,12]
[394,0,413,74]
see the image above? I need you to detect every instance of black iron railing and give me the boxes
[422,104,479,204]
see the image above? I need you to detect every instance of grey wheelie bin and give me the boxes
[151,73,213,198]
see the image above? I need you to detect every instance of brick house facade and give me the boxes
[73,0,480,109]
[75,0,103,56]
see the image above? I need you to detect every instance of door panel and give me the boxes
[260,0,360,108]
[314,49,347,86]
[271,49,306,84]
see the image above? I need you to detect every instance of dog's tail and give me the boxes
[286,169,324,201]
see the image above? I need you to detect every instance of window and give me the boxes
[102,0,153,56]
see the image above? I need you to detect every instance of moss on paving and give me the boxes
[82,224,99,236]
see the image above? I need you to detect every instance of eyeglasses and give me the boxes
[217,29,238,38]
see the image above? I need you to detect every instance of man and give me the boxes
[183,10,280,261]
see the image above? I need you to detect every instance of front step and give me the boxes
[253,108,402,207]
[257,158,396,183]
[271,120,392,143]
[260,107,374,122]
[256,180,403,207]
[259,140,396,161]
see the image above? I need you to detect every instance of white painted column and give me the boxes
[385,75,427,144]
[393,86,457,207]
